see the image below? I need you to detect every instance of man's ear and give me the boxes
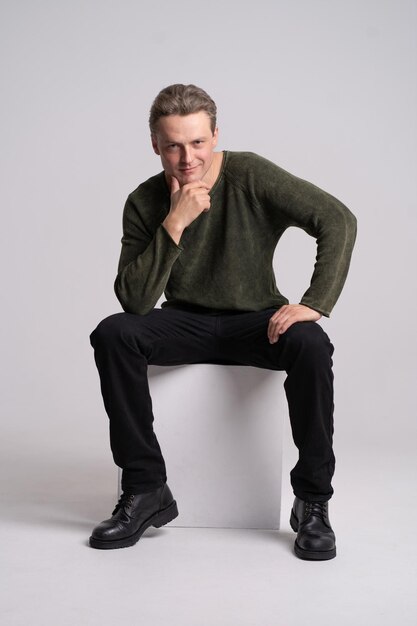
[151,134,160,155]
[212,127,219,148]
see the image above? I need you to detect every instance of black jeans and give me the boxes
[90,307,335,502]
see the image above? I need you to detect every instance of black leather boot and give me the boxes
[290,497,336,560]
[89,484,178,549]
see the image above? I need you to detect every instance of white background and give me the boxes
[1,1,416,624]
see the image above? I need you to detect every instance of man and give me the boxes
[89,84,357,560]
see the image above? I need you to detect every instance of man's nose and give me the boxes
[181,147,192,163]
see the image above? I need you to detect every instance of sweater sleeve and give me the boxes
[295,186,357,316]
[250,155,357,316]
[114,194,183,315]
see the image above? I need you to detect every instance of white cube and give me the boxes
[146,364,285,529]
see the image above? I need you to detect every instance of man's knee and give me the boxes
[90,312,138,349]
[285,321,334,360]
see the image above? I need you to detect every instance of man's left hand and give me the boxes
[267,304,322,344]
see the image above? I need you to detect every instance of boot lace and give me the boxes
[112,493,135,516]
[304,501,328,521]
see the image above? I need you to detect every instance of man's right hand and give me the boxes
[162,176,211,244]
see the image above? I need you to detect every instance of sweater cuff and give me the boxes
[160,223,184,251]
[299,300,330,318]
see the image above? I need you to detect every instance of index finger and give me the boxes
[181,180,211,191]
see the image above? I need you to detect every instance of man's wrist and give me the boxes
[162,215,184,245]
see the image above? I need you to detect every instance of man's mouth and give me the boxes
[180,166,198,173]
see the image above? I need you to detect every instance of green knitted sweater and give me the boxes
[115,151,357,317]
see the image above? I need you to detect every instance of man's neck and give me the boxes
[202,151,224,189]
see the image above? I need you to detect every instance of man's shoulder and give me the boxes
[224,151,291,186]
[127,171,167,205]
[226,150,269,167]
[122,171,168,227]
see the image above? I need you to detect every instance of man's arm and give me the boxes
[246,154,357,336]
[114,214,181,316]
[115,177,210,315]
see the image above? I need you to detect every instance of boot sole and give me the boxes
[89,500,179,550]
[290,510,336,561]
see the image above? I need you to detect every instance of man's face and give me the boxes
[151,111,218,187]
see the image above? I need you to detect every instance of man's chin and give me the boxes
[177,172,200,186]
